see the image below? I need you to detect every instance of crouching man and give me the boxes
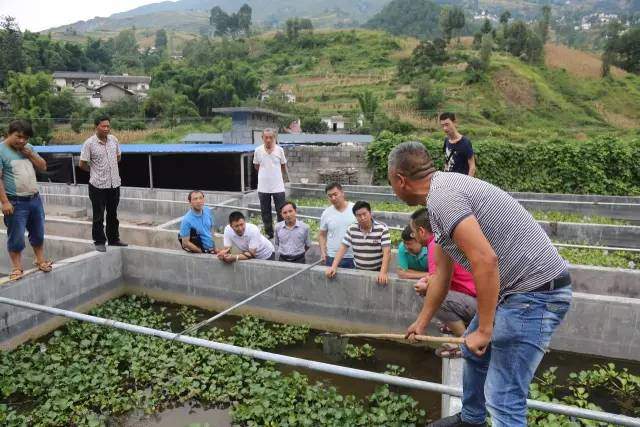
[179,190,217,254]
[217,211,275,263]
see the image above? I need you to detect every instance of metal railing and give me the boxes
[1,296,638,426]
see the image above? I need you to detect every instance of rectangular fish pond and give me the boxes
[1,295,639,427]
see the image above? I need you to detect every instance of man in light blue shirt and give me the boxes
[179,190,216,253]
[318,183,355,269]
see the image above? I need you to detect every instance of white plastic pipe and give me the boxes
[1,296,639,426]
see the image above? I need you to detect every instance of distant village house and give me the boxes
[52,71,151,107]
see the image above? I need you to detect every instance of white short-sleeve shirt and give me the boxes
[253,144,286,193]
[223,222,274,260]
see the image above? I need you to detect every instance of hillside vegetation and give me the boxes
[242,29,640,139]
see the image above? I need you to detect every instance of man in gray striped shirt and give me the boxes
[388,142,572,427]
[325,201,391,285]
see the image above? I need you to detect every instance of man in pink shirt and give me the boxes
[411,208,477,356]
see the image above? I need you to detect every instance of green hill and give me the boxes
[242,29,640,140]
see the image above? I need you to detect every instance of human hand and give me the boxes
[320,253,326,264]
[414,276,429,296]
[464,329,492,356]
[377,272,388,286]
[405,318,428,343]
[2,201,14,216]
[19,146,32,157]
[325,266,337,279]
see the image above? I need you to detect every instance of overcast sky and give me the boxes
[0,0,166,32]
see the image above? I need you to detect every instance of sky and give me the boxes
[0,0,167,32]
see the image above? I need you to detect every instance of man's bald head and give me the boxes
[387,141,436,180]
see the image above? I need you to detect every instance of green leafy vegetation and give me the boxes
[529,364,640,425]
[313,335,376,360]
[367,132,640,196]
[292,198,629,225]
[0,296,427,426]
[557,246,640,270]
[364,0,442,38]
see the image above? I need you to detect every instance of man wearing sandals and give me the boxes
[388,142,572,427]
[0,120,52,280]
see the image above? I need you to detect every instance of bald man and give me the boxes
[387,141,572,427]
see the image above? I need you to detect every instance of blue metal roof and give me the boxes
[34,143,256,154]
[181,133,224,143]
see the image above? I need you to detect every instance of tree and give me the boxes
[364,0,442,38]
[0,16,25,87]
[480,34,493,70]
[237,4,252,36]
[143,86,175,118]
[357,90,379,124]
[85,37,113,72]
[285,18,313,41]
[70,112,84,133]
[608,26,640,74]
[499,11,511,26]
[155,29,168,51]
[6,72,54,144]
[538,5,552,44]
[164,94,200,127]
[48,88,79,122]
[440,7,465,43]
[112,29,138,57]
[300,115,328,133]
[414,80,444,113]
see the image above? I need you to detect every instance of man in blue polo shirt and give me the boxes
[396,225,428,280]
[179,190,216,254]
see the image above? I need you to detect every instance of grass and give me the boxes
[52,118,231,145]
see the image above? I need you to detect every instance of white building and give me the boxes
[322,115,346,132]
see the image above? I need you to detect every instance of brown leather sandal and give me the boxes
[34,260,53,273]
[9,268,24,281]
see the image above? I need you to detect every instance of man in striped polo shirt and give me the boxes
[325,200,391,285]
[387,142,572,427]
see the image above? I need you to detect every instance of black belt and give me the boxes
[7,193,39,201]
[279,253,306,262]
[531,272,572,292]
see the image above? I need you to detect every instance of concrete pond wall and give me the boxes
[288,185,640,223]
[0,236,638,362]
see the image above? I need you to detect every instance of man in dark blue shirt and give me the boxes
[441,112,476,176]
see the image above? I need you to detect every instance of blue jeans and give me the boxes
[460,286,572,426]
[325,256,355,269]
[3,195,45,253]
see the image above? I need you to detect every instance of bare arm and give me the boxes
[452,216,499,355]
[0,173,14,216]
[406,244,454,339]
[280,164,289,183]
[468,155,477,177]
[21,147,46,172]
[79,160,90,172]
[377,245,391,285]
[318,229,328,262]
[396,268,427,280]
[326,243,348,278]
[180,237,203,254]
[254,164,260,172]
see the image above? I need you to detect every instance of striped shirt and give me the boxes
[427,172,567,299]
[80,134,121,189]
[342,220,391,271]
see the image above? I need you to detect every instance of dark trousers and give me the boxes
[89,184,120,245]
[279,253,306,264]
[258,191,286,238]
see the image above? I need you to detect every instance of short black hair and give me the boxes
[188,190,204,201]
[439,112,456,122]
[7,119,34,138]
[94,114,111,127]
[352,200,371,215]
[325,182,343,193]
[280,200,297,212]
[401,225,415,242]
[229,211,245,224]
[410,208,432,233]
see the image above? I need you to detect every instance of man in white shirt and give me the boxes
[253,128,288,239]
[217,211,275,263]
[318,183,356,269]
